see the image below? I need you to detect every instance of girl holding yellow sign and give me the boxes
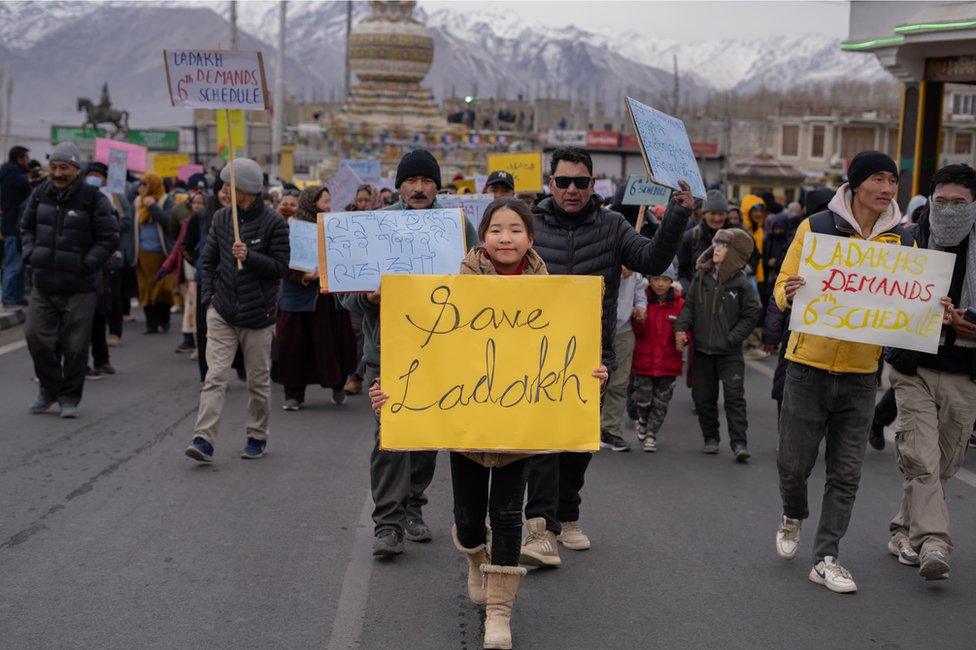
[370,198,608,650]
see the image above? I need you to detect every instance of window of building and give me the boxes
[953,93,976,116]
[955,131,973,155]
[810,125,825,158]
[781,124,799,157]
[886,129,899,157]
[841,126,876,160]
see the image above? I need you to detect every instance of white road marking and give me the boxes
[0,339,26,356]
[327,490,376,649]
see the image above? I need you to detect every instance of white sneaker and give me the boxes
[887,535,919,567]
[776,515,801,560]
[643,435,657,452]
[808,556,857,593]
[636,419,648,442]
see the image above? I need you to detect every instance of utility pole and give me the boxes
[271,0,286,180]
[672,54,680,116]
[229,0,238,49]
[345,0,353,99]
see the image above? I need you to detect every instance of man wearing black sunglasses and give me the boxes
[519,146,694,568]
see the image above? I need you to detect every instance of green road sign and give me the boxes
[50,126,180,151]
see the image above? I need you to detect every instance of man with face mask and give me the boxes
[19,142,119,418]
[884,163,976,582]
[83,162,131,374]
[339,149,479,558]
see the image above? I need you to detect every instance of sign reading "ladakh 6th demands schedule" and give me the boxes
[163,50,269,110]
[789,233,955,354]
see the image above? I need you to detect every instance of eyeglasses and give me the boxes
[932,198,970,207]
[553,176,592,190]
[282,189,300,197]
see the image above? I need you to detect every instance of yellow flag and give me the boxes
[380,274,602,452]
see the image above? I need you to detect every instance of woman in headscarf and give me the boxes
[133,173,176,334]
[272,186,357,409]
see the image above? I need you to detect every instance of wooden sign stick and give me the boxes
[224,108,243,270]
[635,204,647,233]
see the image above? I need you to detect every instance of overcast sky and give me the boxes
[420,0,850,40]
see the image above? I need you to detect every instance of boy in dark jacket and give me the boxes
[675,228,760,461]
[631,264,685,452]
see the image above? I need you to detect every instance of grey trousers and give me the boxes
[777,362,877,562]
[25,288,97,406]
[366,365,437,536]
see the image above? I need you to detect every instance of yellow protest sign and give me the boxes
[452,179,476,194]
[486,152,543,192]
[789,233,955,353]
[149,153,190,178]
[380,274,602,452]
[216,108,247,158]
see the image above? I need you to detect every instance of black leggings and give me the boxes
[451,452,530,567]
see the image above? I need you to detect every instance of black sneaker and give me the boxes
[600,433,631,452]
[373,530,404,557]
[732,445,751,463]
[86,367,104,380]
[869,423,885,451]
[240,437,267,459]
[185,436,214,463]
[405,517,432,542]
[95,364,116,375]
[702,439,720,454]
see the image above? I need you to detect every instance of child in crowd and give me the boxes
[631,264,685,452]
[674,228,761,462]
[371,198,608,650]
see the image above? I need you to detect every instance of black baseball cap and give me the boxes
[485,170,515,190]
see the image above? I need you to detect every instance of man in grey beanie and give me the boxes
[677,189,730,287]
[19,141,119,417]
[185,157,290,463]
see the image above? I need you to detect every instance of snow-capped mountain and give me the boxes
[0,0,891,140]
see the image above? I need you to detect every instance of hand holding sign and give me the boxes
[673,180,694,210]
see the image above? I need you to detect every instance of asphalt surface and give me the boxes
[1,317,975,649]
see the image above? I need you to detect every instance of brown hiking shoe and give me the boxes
[519,517,560,566]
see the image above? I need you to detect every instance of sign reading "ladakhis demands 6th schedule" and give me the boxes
[789,233,955,353]
[163,50,269,110]
[380,275,602,453]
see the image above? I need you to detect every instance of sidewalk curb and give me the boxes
[0,309,26,331]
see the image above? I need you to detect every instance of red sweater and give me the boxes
[632,288,685,377]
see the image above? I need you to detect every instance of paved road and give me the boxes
[1,318,974,648]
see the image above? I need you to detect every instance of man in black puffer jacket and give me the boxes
[20,142,118,418]
[519,146,693,567]
[185,158,290,464]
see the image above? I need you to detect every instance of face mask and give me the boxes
[86,176,104,188]
[929,200,976,247]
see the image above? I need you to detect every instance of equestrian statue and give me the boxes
[77,83,129,137]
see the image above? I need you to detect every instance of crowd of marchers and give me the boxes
[2,140,975,649]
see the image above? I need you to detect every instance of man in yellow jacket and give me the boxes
[771,151,912,594]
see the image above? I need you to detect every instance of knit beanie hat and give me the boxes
[702,189,728,213]
[395,149,441,190]
[219,157,264,194]
[50,141,82,168]
[847,150,897,190]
